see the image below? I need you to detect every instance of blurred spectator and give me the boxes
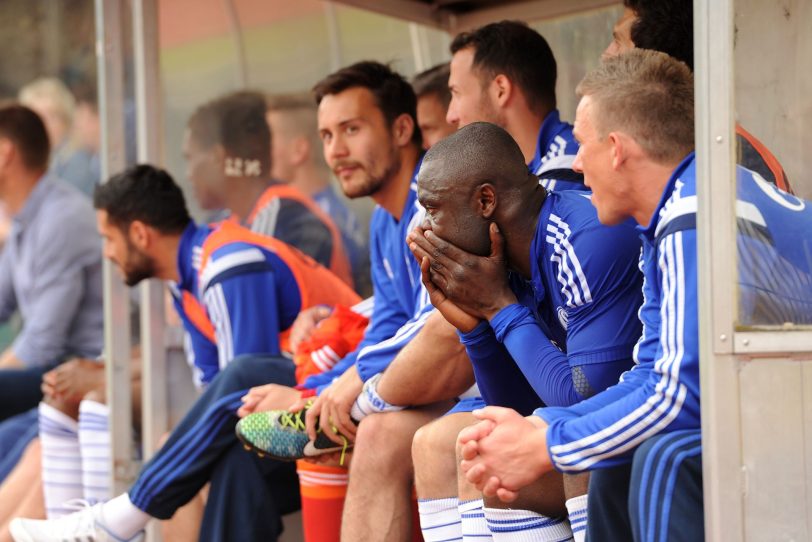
[19,77,99,197]
[0,104,103,420]
[411,63,456,150]
[183,91,354,287]
[266,92,370,295]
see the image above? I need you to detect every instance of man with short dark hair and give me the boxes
[10,164,359,542]
[0,104,102,420]
[607,0,792,192]
[411,63,456,150]
[447,20,583,191]
[457,49,812,542]
[236,61,470,542]
[184,91,353,287]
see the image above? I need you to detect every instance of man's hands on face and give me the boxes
[41,358,105,403]
[291,365,363,446]
[237,383,304,418]
[458,406,553,503]
[409,231,480,333]
[407,223,517,321]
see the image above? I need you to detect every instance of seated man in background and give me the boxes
[608,0,792,192]
[411,63,456,150]
[18,78,99,197]
[457,49,812,542]
[446,20,585,191]
[184,91,354,287]
[11,164,359,542]
[265,92,371,295]
[0,104,103,421]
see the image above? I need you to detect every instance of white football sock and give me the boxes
[484,507,573,541]
[565,494,588,542]
[99,493,152,539]
[78,400,111,504]
[39,402,83,518]
[418,497,463,542]
[459,499,492,541]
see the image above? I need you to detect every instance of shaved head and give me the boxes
[417,122,540,257]
[420,121,531,196]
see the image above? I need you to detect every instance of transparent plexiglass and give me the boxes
[734,0,812,329]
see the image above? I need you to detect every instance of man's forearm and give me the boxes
[377,312,474,406]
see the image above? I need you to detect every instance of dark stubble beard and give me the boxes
[342,144,402,200]
[122,241,157,287]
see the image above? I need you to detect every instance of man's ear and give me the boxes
[392,113,416,147]
[129,220,150,251]
[478,183,497,219]
[607,131,627,171]
[0,139,15,171]
[290,136,310,167]
[491,74,513,109]
[210,144,226,170]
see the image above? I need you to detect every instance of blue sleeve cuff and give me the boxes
[490,304,538,343]
[458,320,493,345]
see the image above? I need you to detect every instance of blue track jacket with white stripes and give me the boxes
[171,222,302,386]
[529,110,588,193]
[539,152,812,472]
[460,190,643,411]
[303,158,433,391]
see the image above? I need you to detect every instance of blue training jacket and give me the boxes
[303,158,434,391]
[460,190,643,412]
[539,152,812,472]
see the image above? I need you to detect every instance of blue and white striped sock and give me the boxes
[418,497,463,542]
[78,400,111,504]
[484,507,573,542]
[458,499,492,541]
[565,495,588,542]
[39,402,82,518]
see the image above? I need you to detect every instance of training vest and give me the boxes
[247,184,354,288]
[183,221,360,349]
[736,124,792,193]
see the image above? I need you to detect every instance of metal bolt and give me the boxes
[715,135,723,143]
[742,339,750,346]
[719,334,727,341]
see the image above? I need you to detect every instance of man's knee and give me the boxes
[413,414,465,498]
[356,411,412,454]
[353,410,422,472]
[412,416,457,470]
[217,355,295,390]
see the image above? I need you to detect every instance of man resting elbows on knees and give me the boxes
[458,50,812,542]
[408,121,643,541]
